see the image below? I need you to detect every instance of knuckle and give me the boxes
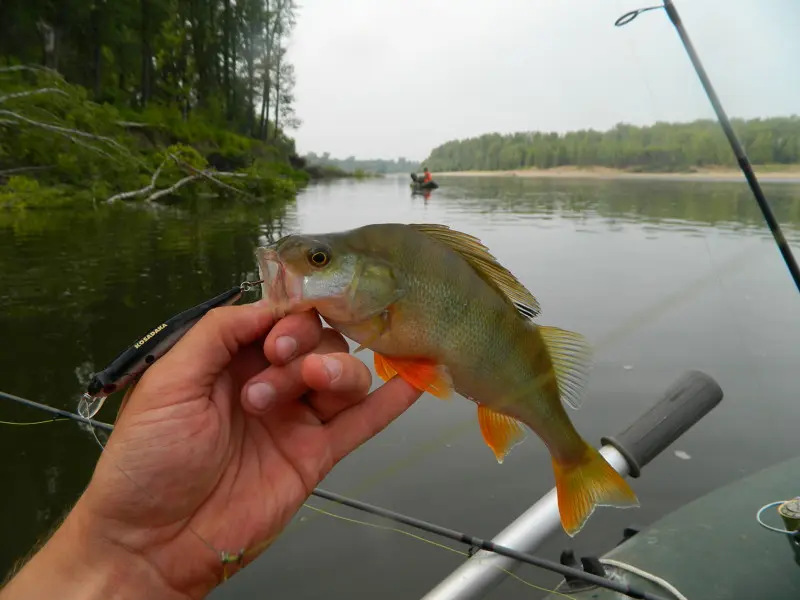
[342,356,372,390]
[288,310,319,330]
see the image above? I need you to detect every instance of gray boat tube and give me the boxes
[422,370,724,600]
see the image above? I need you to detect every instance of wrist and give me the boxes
[1,499,191,600]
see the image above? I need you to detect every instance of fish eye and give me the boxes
[308,248,330,267]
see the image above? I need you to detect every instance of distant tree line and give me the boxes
[424,117,800,172]
[0,0,300,140]
[304,152,421,174]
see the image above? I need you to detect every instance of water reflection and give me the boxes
[435,176,800,241]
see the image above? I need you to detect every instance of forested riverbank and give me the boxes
[0,0,357,209]
[424,117,800,175]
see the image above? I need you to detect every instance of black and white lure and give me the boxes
[77,280,262,420]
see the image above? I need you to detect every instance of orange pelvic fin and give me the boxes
[373,353,453,399]
[552,444,639,537]
[476,405,527,463]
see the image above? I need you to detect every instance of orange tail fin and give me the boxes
[552,445,639,537]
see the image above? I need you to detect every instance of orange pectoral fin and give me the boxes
[373,353,398,381]
[477,405,527,464]
[373,353,453,399]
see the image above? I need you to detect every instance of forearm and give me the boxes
[0,501,190,600]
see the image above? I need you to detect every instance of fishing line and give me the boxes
[619,0,798,545]
[613,0,663,125]
[0,400,253,575]
[300,502,579,600]
[0,392,670,600]
[79,400,249,579]
[78,393,228,568]
[593,241,760,350]
[0,417,70,426]
[699,232,769,422]
[310,488,672,600]
[283,417,478,536]
[615,0,800,294]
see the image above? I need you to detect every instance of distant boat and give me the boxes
[410,172,439,192]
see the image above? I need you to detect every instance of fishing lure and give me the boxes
[77,280,263,420]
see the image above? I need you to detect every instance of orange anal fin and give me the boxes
[551,445,639,537]
[477,405,527,463]
[372,353,453,400]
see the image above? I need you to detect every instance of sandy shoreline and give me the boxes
[434,165,800,182]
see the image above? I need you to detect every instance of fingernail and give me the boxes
[321,356,342,382]
[247,382,276,411]
[275,336,297,361]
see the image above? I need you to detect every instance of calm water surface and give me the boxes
[2,175,800,598]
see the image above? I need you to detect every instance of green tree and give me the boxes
[425,117,800,173]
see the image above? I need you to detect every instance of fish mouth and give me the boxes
[256,246,301,318]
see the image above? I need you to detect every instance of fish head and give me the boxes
[256,231,405,323]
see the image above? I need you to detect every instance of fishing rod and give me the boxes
[0,390,670,600]
[615,0,800,295]
[0,390,114,431]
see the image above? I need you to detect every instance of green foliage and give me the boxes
[0,176,74,209]
[0,66,309,209]
[0,0,300,141]
[424,117,800,172]
[0,0,306,209]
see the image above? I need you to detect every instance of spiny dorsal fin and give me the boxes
[538,326,593,410]
[409,224,541,320]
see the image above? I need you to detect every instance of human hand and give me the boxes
[0,302,421,600]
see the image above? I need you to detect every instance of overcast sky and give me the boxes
[286,0,799,161]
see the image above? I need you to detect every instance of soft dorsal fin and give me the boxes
[539,326,593,410]
[409,224,541,320]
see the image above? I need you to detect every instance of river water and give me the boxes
[2,174,800,598]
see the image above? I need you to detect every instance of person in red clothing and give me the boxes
[422,166,432,183]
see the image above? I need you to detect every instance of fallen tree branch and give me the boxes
[104,152,258,204]
[168,152,256,200]
[145,174,201,202]
[115,120,154,128]
[0,108,130,155]
[65,134,123,164]
[0,165,55,176]
[105,159,168,203]
[0,88,68,104]
[0,65,62,78]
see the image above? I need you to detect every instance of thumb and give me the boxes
[139,299,276,397]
